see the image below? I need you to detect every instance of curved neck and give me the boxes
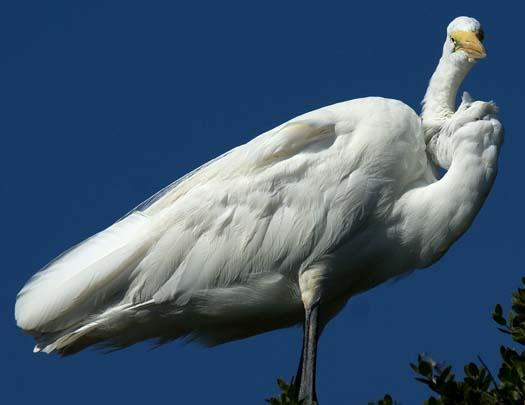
[396,121,502,268]
[421,55,473,141]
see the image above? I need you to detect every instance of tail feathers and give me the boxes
[34,318,101,354]
[16,212,155,333]
[33,300,158,355]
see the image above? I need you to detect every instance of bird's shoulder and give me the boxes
[140,97,424,218]
[317,96,420,129]
[283,97,421,149]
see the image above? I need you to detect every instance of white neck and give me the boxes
[397,121,502,268]
[394,50,503,269]
[421,54,473,142]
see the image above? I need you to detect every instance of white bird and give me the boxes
[15,16,501,404]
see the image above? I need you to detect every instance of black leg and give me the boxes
[294,344,304,397]
[298,300,320,404]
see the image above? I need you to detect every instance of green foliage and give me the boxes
[370,276,525,404]
[266,377,303,405]
[268,278,525,404]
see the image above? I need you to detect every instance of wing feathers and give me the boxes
[15,212,155,332]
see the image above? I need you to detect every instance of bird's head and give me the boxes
[443,16,486,63]
[422,16,491,153]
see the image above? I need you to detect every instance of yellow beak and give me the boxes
[450,31,486,59]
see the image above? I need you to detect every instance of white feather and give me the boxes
[14,17,502,356]
[16,212,154,332]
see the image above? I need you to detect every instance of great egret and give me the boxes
[15,16,501,404]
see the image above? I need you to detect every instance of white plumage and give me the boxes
[15,16,502,380]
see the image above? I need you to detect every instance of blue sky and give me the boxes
[1,1,523,403]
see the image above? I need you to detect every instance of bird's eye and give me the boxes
[450,36,456,43]
[477,29,485,42]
